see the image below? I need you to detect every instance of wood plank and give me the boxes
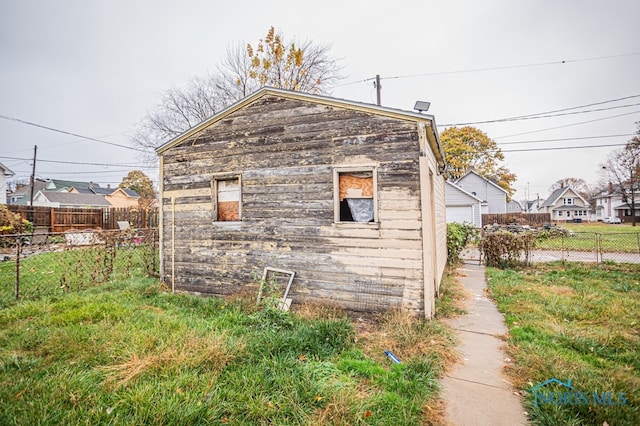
[330,247,423,260]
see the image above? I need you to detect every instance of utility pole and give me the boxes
[29,145,37,206]
[375,74,381,106]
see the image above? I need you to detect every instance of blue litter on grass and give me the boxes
[384,350,401,364]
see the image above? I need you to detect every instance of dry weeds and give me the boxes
[100,332,245,389]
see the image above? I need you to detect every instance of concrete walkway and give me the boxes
[440,263,529,425]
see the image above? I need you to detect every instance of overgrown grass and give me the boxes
[0,276,456,425]
[487,262,640,425]
[435,269,467,319]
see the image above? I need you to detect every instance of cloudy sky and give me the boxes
[1,0,639,201]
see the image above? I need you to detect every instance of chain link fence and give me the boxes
[533,232,640,264]
[462,231,640,265]
[0,228,158,306]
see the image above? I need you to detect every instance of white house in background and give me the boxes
[538,186,590,221]
[593,188,621,221]
[594,187,640,222]
[507,200,523,213]
[445,181,485,227]
[522,198,544,213]
[0,163,15,205]
[454,169,508,213]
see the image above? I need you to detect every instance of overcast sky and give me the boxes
[1,0,639,201]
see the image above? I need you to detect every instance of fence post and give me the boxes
[15,235,21,300]
[152,228,158,275]
[596,233,601,264]
[637,233,640,256]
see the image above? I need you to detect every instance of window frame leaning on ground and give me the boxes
[211,173,242,222]
[333,165,379,224]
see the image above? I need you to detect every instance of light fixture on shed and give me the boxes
[413,100,430,113]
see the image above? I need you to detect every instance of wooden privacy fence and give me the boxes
[103,207,159,230]
[482,212,551,227]
[8,206,159,232]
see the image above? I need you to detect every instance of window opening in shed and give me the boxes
[338,171,374,222]
[213,176,241,221]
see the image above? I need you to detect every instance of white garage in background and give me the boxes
[445,181,485,227]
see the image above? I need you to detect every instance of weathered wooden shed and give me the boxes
[156,87,447,318]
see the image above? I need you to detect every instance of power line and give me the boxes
[494,110,640,139]
[497,133,636,146]
[0,114,144,152]
[501,142,626,153]
[441,96,640,126]
[501,95,640,118]
[0,155,146,168]
[10,168,156,175]
[335,52,640,87]
[443,103,640,126]
[383,52,640,81]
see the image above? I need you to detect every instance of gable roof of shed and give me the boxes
[155,87,445,167]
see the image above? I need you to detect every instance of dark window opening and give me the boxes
[338,171,374,222]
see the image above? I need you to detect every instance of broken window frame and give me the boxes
[211,173,242,223]
[333,165,379,224]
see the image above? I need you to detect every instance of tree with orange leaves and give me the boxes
[440,126,516,198]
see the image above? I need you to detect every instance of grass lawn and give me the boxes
[535,223,640,253]
[0,267,461,425]
[561,222,640,234]
[487,263,640,425]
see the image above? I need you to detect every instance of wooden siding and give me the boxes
[434,171,447,291]
[159,94,444,317]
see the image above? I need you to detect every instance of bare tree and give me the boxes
[213,42,256,104]
[601,124,640,226]
[549,177,588,193]
[131,27,343,162]
[131,75,225,162]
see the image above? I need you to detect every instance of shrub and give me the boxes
[0,205,32,234]
[479,231,537,268]
[446,222,479,265]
